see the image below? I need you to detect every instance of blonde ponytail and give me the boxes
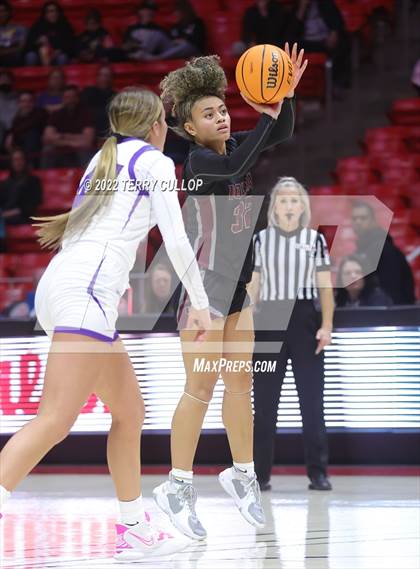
[33,88,163,250]
[33,136,117,249]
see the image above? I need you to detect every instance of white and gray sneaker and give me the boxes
[153,475,207,541]
[218,467,266,529]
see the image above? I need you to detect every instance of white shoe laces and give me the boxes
[242,474,262,505]
[177,483,198,516]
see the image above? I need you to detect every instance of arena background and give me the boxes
[0,0,419,473]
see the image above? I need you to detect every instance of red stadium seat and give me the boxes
[335,156,377,187]
[0,255,9,278]
[399,126,420,153]
[389,98,420,126]
[363,126,407,154]
[380,155,420,186]
[112,61,184,90]
[5,224,40,253]
[13,66,51,92]
[191,0,223,19]
[65,64,100,88]
[374,194,406,212]
[360,0,395,17]
[406,184,420,206]
[223,0,255,13]
[296,53,328,101]
[207,13,241,58]
[336,0,367,33]
[35,168,81,214]
[229,107,259,131]
[12,64,99,92]
[225,81,246,109]
[5,253,52,278]
[310,185,341,196]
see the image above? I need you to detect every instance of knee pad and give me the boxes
[183,391,210,405]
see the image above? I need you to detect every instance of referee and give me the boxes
[248,177,335,491]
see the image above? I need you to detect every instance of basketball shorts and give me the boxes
[177,269,251,328]
[35,247,127,343]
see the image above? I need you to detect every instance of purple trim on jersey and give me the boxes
[121,144,155,231]
[127,144,155,182]
[73,170,94,208]
[74,164,124,209]
[54,326,119,343]
[87,256,109,324]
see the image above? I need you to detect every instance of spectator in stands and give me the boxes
[0,287,29,318]
[143,263,176,315]
[1,267,45,318]
[122,1,172,61]
[351,201,415,305]
[155,0,206,60]
[0,70,18,152]
[336,254,392,307]
[24,1,75,66]
[234,0,293,56]
[81,66,116,138]
[5,91,48,164]
[0,148,43,225]
[42,85,96,168]
[290,0,351,94]
[76,8,121,63]
[411,58,420,96]
[0,0,27,67]
[36,68,65,114]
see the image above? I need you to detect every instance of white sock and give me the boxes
[170,468,193,485]
[0,485,11,509]
[233,461,255,476]
[119,495,145,526]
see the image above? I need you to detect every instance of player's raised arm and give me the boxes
[147,156,210,337]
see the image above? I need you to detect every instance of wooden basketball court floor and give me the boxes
[1,473,419,568]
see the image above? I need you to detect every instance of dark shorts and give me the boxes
[177,269,251,328]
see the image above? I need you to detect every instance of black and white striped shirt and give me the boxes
[253,226,331,301]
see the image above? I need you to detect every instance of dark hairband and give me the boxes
[111,132,129,143]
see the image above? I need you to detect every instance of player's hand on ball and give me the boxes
[186,307,212,342]
[284,42,308,98]
[240,92,284,119]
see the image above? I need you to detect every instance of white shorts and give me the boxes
[35,246,127,343]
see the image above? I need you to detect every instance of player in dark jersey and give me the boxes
[153,44,308,539]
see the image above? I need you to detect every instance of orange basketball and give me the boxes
[235,44,294,104]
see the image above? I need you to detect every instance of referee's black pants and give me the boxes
[253,300,329,483]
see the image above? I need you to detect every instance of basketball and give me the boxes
[235,44,295,104]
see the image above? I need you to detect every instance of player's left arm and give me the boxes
[262,43,308,149]
[235,43,307,149]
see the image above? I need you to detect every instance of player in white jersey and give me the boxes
[0,89,211,562]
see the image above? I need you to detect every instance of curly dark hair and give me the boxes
[160,55,227,140]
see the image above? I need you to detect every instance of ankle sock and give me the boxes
[119,495,145,526]
[170,468,193,485]
[233,461,255,476]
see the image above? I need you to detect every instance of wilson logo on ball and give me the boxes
[266,51,279,90]
[235,44,295,104]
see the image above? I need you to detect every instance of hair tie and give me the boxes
[111,132,127,143]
